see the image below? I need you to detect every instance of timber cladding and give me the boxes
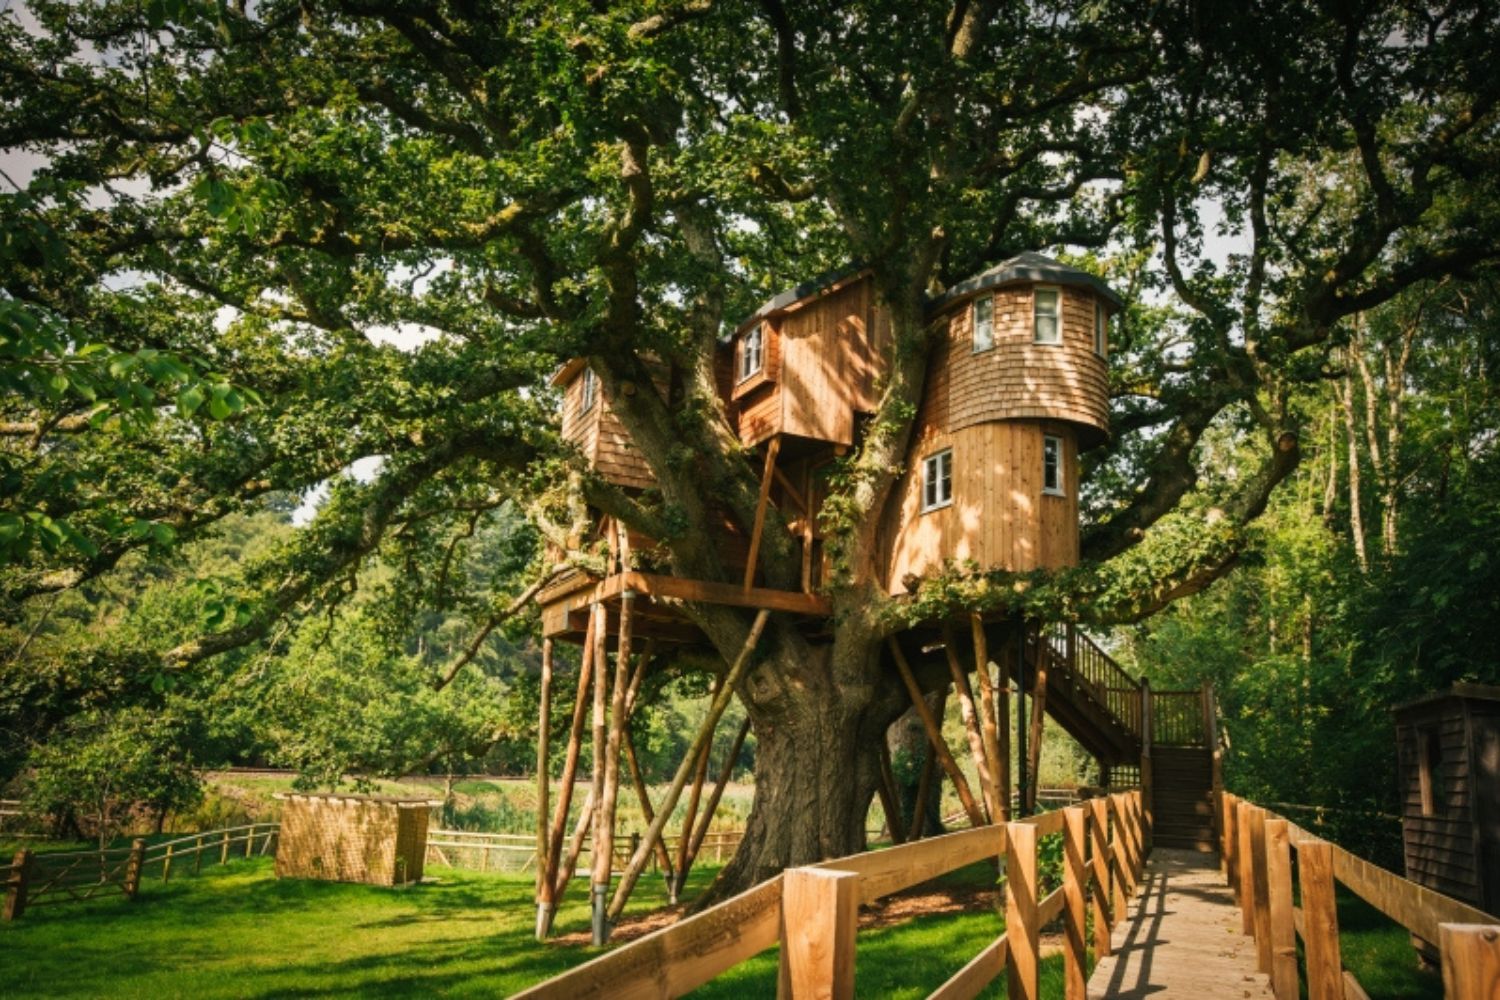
[273,793,435,887]
[1394,684,1500,917]
[932,285,1111,442]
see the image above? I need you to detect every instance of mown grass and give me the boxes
[1323,886,1443,1000]
[0,855,1047,999]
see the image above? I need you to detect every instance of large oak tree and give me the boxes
[3,0,1498,894]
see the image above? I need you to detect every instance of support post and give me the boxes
[124,838,146,899]
[888,637,986,827]
[622,724,676,884]
[874,738,906,844]
[743,435,781,590]
[996,623,1013,821]
[534,637,553,905]
[1006,821,1039,1000]
[971,614,1008,821]
[683,717,752,884]
[910,751,937,840]
[539,614,595,938]
[944,625,998,822]
[1439,924,1500,1000]
[3,848,31,921]
[608,610,769,921]
[1299,839,1343,1000]
[778,868,859,1000]
[588,600,609,943]
[1025,626,1050,815]
[1202,681,1223,843]
[162,844,174,883]
[1089,798,1112,957]
[1016,626,1029,816]
[1250,806,1272,974]
[593,587,635,945]
[1223,791,1239,890]
[672,700,715,902]
[221,829,230,865]
[1264,818,1298,999]
[1063,806,1088,1000]
[194,835,203,875]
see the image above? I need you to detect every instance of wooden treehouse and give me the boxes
[530,253,1224,944]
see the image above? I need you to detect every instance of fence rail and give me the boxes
[2,822,279,921]
[515,790,1146,1000]
[1221,792,1500,1000]
[423,827,746,875]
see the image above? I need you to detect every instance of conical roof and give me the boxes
[928,251,1123,312]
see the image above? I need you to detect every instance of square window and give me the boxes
[580,366,597,413]
[1034,288,1061,344]
[1094,301,1108,356]
[1043,435,1064,495]
[972,295,994,352]
[739,324,764,382]
[922,449,953,512]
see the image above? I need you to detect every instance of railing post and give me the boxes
[1236,800,1255,936]
[1299,839,1343,1000]
[1089,798,1112,958]
[1110,795,1128,919]
[244,827,254,858]
[124,838,146,899]
[163,844,174,883]
[1063,806,1087,1000]
[1139,679,1153,854]
[194,834,204,874]
[778,867,859,1000]
[221,829,230,865]
[1250,806,1272,974]
[3,848,31,921]
[1264,818,1298,999]
[1006,821,1039,1000]
[1222,791,1238,886]
[1438,924,1500,1000]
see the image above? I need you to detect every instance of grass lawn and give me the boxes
[1325,887,1443,1000]
[0,855,1051,999]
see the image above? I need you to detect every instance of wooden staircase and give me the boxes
[1013,625,1222,852]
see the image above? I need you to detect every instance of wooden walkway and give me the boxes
[1087,848,1274,999]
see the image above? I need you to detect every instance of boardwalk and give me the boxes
[1088,848,1274,999]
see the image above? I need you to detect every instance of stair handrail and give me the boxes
[1039,624,1144,740]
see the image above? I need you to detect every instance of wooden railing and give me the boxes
[1149,689,1208,747]
[2,822,279,921]
[1042,625,1143,738]
[514,790,1146,1000]
[1220,793,1500,1000]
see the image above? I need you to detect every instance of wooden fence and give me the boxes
[2,822,279,921]
[1221,793,1500,1000]
[425,828,746,875]
[514,790,1146,1000]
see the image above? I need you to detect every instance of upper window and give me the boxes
[580,366,597,413]
[1094,301,1108,356]
[1042,435,1064,496]
[739,324,764,382]
[922,449,953,512]
[972,295,994,352]
[1033,287,1061,345]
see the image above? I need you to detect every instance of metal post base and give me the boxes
[590,884,609,945]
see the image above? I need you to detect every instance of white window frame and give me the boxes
[580,366,597,413]
[1094,300,1108,356]
[1042,435,1065,496]
[738,324,765,382]
[1033,286,1062,345]
[972,294,994,353]
[921,449,953,512]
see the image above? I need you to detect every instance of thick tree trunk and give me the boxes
[697,639,902,905]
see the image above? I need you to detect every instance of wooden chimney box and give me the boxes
[1394,683,1500,918]
[273,793,435,887]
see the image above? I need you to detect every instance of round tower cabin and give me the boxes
[881,253,1118,592]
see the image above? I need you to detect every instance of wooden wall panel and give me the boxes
[881,421,1080,593]
[1398,707,1487,910]
[779,280,873,445]
[559,366,656,491]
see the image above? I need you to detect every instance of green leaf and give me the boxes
[177,384,206,417]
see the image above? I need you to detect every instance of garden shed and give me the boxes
[1394,683,1500,918]
[273,792,436,887]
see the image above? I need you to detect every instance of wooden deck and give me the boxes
[1087,848,1274,999]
